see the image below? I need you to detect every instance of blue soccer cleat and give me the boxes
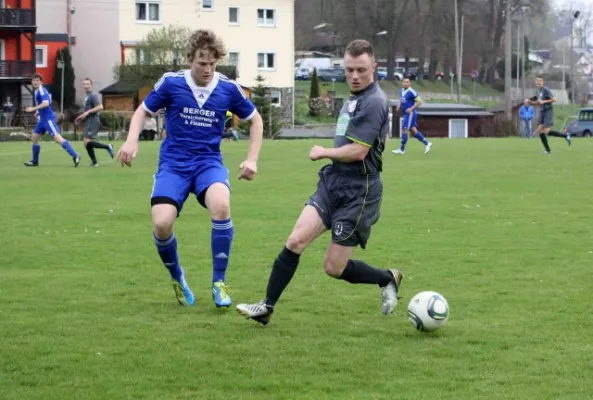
[172,278,195,306]
[212,280,232,308]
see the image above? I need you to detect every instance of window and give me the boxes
[270,90,281,107]
[136,1,160,22]
[257,8,275,26]
[257,52,275,69]
[229,7,239,24]
[35,46,47,68]
[228,52,239,66]
[202,0,213,9]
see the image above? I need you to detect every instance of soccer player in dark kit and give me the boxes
[530,75,571,154]
[236,39,404,326]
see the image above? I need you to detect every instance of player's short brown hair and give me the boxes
[83,77,93,84]
[31,73,43,81]
[345,39,374,59]
[187,29,227,61]
[536,74,544,80]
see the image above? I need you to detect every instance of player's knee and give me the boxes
[208,198,230,220]
[323,256,345,278]
[152,208,176,238]
[286,232,309,254]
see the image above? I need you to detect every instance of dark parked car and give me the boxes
[317,68,346,82]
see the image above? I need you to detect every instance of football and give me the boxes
[407,291,449,332]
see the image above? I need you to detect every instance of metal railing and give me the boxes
[0,60,35,79]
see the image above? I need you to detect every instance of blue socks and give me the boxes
[400,133,409,151]
[32,143,40,163]
[414,131,429,145]
[61,140,78,158]
[211,219,234,283]
[154,233,184,283]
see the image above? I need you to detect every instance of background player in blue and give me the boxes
[24,73,80,167]
[116,30,263,308]
[392,76,432,155]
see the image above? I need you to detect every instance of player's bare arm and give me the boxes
[117,105,149,167]
[25,100,49,113]
[76,103,104,123]
[239,110,263,181]
[309,142,370,162]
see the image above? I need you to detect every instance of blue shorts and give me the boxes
[33,118,61,136]
[150,159,230,214]
[401,111,418,131]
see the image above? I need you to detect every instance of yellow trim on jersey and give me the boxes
[346,135,372,147]
[414,96,422,103]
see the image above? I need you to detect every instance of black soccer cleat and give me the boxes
[73,156,80,167]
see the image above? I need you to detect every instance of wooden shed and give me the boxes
[99,81,152,112]
[390,102,498,138]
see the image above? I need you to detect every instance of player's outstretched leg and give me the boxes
[53,135,80,167]
[205,183,233,308]
[237,205,326,325]
[325,243,404,315]
[413,130,431,154]
[152,204,194,306]
[548,129,571,146]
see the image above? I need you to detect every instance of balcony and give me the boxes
[0,8,36,30]
[0,60,35,80]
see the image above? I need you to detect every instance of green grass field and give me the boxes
[1,138,593,399]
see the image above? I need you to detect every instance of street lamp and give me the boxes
[56,55,65,115]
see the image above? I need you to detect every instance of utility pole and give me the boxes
[571,11,580,114]
[454,0,461,103]
[459,15,464,102]
[504,0,512,120]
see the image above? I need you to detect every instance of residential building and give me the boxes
[37,0,295,122]
[0,0,36,123]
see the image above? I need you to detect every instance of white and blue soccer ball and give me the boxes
[407,291,449,332]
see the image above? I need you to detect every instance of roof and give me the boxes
[389,101,495,117]
[100,80,147,95]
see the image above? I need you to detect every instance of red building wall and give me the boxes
[35,41,68,84]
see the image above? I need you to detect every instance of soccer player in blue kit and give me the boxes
[24,73,80,167]
[117,30,263,308]
[392,76,431,155]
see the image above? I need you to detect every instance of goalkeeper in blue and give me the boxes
[116,30,263,308]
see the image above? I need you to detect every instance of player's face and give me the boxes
[189,48,217,86]
[83,80,92,92]
[344,53,376,93]
[402,78,411,89]
[31,78,41,89]
[536,78,544,88]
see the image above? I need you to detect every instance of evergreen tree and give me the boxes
[51,46,76,109]
[251,75,282,138]
[309,67,322,117]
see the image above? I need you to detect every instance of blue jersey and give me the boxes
[143,70,256,172]
[35,85,55,120]
[399,88,420,113]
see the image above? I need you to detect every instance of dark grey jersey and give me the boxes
[332,82,389,176]
[84,91,101,121]
[537,86,554,112]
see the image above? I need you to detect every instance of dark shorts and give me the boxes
[306,165,383,249]
[538,110,553,128]
[84,118,101,139]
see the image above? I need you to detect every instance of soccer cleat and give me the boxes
[236,300,274,326]
[73,156,80,167]
[424,142,432,154]
[543,151,551,155]
[392,149,405,155]
[88,162,99,167]
[172,278,195,306]
[212,280,232,308]
[24,161,39,167]
[108,144,115,159]
[380,269,404,315]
